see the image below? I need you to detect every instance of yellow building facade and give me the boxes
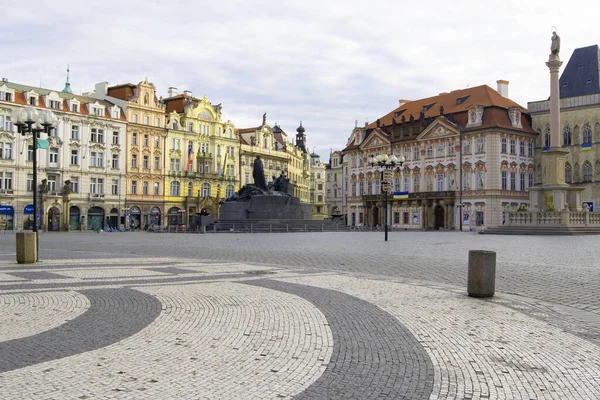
[162,91,237,224]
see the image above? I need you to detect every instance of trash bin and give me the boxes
[16,232,37,264]
[467,250,496,297]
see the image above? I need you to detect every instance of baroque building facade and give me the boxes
[92,79,168,228]
[528,45,600,211]
[0,78,127,231]
[162,89,237,224]
[325,150,344,219]
[309,152,327,219]
[342,83,537,230]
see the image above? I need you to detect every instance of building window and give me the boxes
[565,163,572,183]
[144,115,149,125]
[27,145,33,161]
[0,172,13,190]
[112,154,119,169]
[413,175,420,192]
[112,131,119,144]
[27,174,33,191]
[201,183,211,197]
[71,103,79,112]
[91,128,104,143]
[155,118,161,127]
[519,141,525,156]
[47,175,57,192]
[501,137,507,153]
[187,182,193,196]
[132,114,138,123]
[141,155,148,169]
[0,143,11,159]
[131,154,138,168]
[425,145,433,159]
[413,146,420,160]
[71,125,79,140]
[520,173,525,191]
[143,135,149,147]
[563,125,572,146]
[170,181,180,196]
[510,172,516,190]
[189,122,194,132]
[448,141,455,157]
[131,180,137,194]
[529,173,534,187]
[155,136,160,148]
[111,179,118,195]
[436,174,444,191]
[583,123,592,145]
[583,162,593,182]
[143,181,149,195]
[367,180,373,194]
[49,148,59,166]
[69,149,78,165]
[436,143,445,158]
[528,142,533,157]
[132,133,138,145]
[544,126,551,148]
[154,182,159,195]
[501,171,507,190]
[510,139,516,154]
[71,177,79,193]
[154,156,160,170]
[462,172,470,190]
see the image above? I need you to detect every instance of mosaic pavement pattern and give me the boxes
[0,233,599,399]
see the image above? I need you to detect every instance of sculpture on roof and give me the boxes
[551,29,560,57]
[262,112,267,126]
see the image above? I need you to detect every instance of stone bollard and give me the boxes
[467,250,496,298]
[16,232,37,264]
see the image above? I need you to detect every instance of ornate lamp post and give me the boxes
[11,106,58,261]
[368,153,405,241]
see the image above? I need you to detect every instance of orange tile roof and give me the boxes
[107,84,135,101]
[367,84,529,130]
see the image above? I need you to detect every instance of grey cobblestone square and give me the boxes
[0,231,598,399]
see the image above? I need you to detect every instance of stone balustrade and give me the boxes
[507,209,600,227]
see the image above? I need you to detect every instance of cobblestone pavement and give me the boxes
[0,232,599,399]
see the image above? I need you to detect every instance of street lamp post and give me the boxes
[12,107,58,262]
[369,153,405,241]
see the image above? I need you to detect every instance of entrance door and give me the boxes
[372,207,379,227]
[48,207,60,231]
[434,205,445,230]
[69,206,80,230]
[87,207,105,231]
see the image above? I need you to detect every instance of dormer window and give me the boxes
[0,85,15,102]
[466,105,484,127]
[508,107,522,128]
[48,100,61,110]
[94,107,104,116]
[29,96,37,105]
[111,108,120,119]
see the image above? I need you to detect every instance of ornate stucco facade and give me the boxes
[93,79,168,229]
[325,151,344,219]
[343,83,537,230]
[162,91,237,224]
[310,152,327,219]
[0,79,127,232]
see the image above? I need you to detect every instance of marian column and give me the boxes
[547,31,563,152]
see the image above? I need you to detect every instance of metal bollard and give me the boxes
[467,250,496,298]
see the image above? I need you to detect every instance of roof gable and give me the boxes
[416,117,460,141]
[359,128,390,150]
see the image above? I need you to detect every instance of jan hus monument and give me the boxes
[220,155,311,220]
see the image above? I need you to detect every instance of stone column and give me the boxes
[546,57,563,150]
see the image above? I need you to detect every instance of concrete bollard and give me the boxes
[467,250,496,298]
[16,232,37,264]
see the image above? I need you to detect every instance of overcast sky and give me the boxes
[4,0,600,159]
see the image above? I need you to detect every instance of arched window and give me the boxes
[583,161,593,182]
[228,128,233,138]
[226,184,235,198]
[563,125,572,146]
[565,163,572,183]
[169,181,180,196]
[201,183,211,197]
[582,123,592,144]
[544,125,551,148]
[188,182,193,196]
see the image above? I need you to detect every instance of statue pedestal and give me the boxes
[221,195,311,221]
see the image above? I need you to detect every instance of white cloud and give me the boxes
[3,0,600,158]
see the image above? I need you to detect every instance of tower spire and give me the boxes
[62,65,73,94]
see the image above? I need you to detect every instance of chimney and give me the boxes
[168,87,178,97]
[496,80,509,97]
[183,90,192,97]
[95,82,108,95]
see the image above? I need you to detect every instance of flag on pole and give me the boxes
[582,143,592,151]
[37,138,49,150]
[185,148,193,171]
[393,191,409,199]
[222,153,228,176]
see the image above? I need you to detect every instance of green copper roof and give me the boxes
[62,66,72,94]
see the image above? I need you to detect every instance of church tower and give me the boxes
[295,121,307,153]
